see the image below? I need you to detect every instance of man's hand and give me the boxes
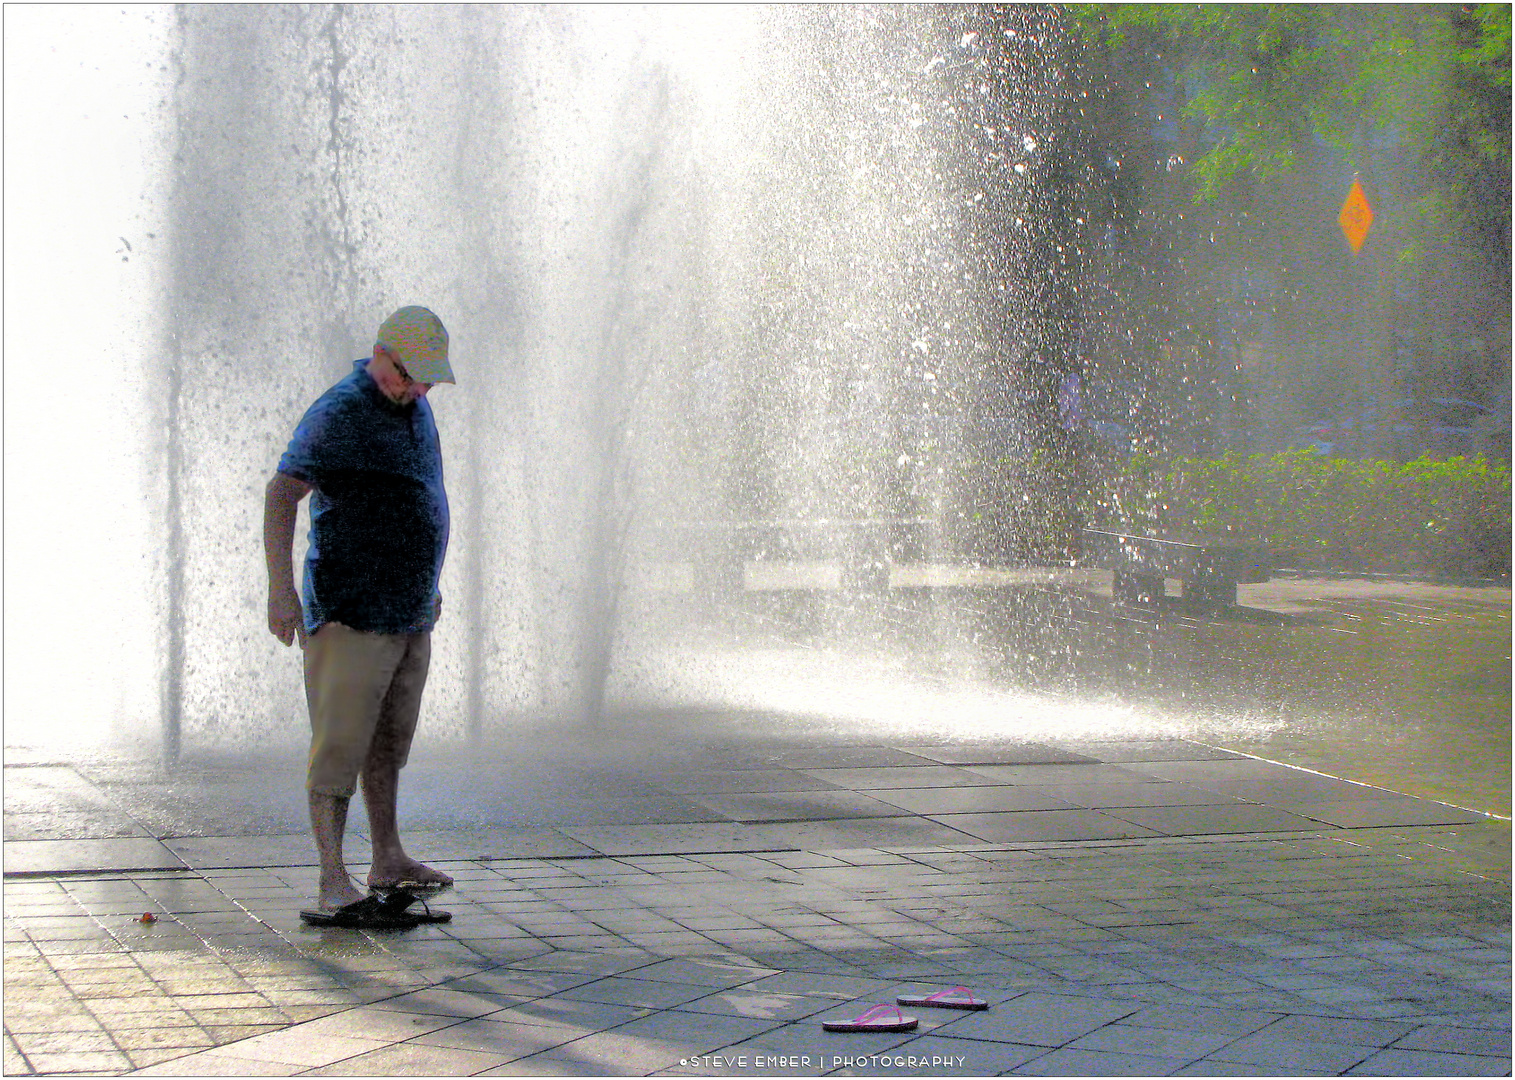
[264,471,312,648]
[432,592,443,626]
[269,586,307,648]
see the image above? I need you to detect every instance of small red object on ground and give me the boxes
[138,912,158,924]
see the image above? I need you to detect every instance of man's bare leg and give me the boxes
[360,746,453,889]
[309,792,366,910]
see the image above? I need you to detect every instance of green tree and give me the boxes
[1068,3,1510,456]
[1070,5,1508,226]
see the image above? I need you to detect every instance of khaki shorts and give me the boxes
[303,622,431,798]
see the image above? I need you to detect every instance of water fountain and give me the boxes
[8,6,1505,830]
[4,13,1508,960]
[105,4,1099,758]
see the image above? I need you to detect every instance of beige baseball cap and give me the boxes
[376,306,454,384]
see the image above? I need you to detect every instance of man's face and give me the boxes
[370,346,433,405]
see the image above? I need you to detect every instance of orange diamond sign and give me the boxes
[1339,177,1373,253]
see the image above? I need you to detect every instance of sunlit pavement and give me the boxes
[4,579,1510,1076]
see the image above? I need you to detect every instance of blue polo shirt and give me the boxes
[277,359,449,635]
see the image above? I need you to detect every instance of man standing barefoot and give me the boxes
[264,306,457,925]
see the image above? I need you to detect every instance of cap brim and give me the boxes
[400,357,455,384]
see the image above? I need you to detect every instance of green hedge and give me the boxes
[1092,449,1512,579]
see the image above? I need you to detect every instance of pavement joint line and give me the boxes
[14,830,1504,883]
[1181,742,1510,822]
[4,866,199,881]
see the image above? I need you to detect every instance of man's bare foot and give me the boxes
[367,857,453,891]
[318,875,367,912]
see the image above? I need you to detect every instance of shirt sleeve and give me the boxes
[278,388,358,487]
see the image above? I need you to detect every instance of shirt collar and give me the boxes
[354,357,416,416]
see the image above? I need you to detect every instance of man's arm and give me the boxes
[264,471,313,646]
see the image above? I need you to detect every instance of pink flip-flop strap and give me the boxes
[924,986,974,1003]
[852,1004,905,1025]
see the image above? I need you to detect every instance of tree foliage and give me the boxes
[1063,3,1509,450]
[1070,5,1509,204]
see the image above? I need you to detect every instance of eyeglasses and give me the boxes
[385,349,432,390]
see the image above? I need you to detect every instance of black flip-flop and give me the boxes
[300,890,451,929]
[370,878,453,896]
[377,888,452,922]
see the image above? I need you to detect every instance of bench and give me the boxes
[1080,528,1271,608]
[677,518,937,593]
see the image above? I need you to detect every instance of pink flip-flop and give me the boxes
[823,1003,918,1032]
[895,986,988,1011]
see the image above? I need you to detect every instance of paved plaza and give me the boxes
[5,729,1509,1077]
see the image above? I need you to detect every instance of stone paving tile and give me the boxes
[865,787,1080,815]
[610,1008,784,1054]
[1036,781,1248,809]
[361,985,527,1018]
[186,1007,294,1028]
[1118,758,1365,785]
[674,987,847,1023]
[300,1040,517,1075]
[407,1014,606,1058]
[132,1048,304,1074]
[200,1023,288,1044]
[964,763,1161,786]
[690,790,929,823]
[125,1047,207,1070]
[4,993,111,1028]
[1261,1013,1417,1046]
[1066,1020,1241,1059]
[926,809,1162,843]
[901,743,1102,766]
[799,766,1000,790]
[1287,798,1490,829]
[737,971,892,1000]
[24,1049,137,1074]
[5,839,186,877]
[5,813,154,843]
[1101,803,1327,836]
[633,958,781,989]
[1052,740,1244,763]
[1010,1046,1190,1075]
[552,823,769,856]
[656,770,843,795]
[106,1027,215,1053]
[84,1002,200,1029]
[198,1028,391,1069]
[1393,1022,1513,1056]
[490,1026,692,1075]
[1171,1061,1333,1076]
[1344,1046,1513,1075]
[280,1004,459,1042]
[1204,1031,1382,1073]
[762,748,937,770]
[8,1030,122,1060]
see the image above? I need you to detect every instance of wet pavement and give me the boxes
[4,576,1510,1076]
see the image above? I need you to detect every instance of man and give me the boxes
[264,306,456,926]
